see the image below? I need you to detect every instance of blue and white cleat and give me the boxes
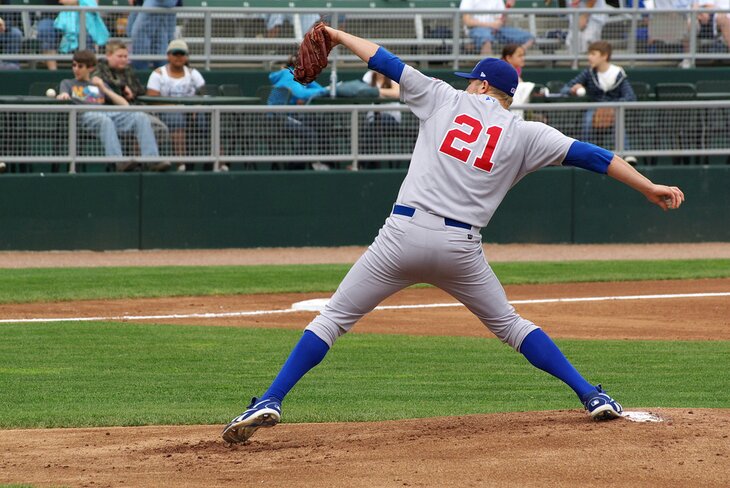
[582,384,623,421]
[222,397,281,443]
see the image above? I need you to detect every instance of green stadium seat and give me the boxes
[696,80,730,95]
[255,85,272,104]
[654,83,696,101]
[629,81,651,101]
[219,83,242,96]
[199,84,219,96]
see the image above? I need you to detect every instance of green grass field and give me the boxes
[0,323,727,428]
[0,259,728,429]
[1,259,728,303]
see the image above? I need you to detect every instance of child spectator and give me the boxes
[94,40,147,103]
[57,50,166,172]
[561,41,636,161]
[501,43,535,117]
[94,40,169,150]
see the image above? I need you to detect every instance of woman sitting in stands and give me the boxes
[501,43,535,118]
[146,39,206,171]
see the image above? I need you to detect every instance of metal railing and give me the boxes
[1,100,729,172]
[1,6,730,69]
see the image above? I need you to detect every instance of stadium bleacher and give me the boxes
[2,2,730,173]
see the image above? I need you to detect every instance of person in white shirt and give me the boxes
[460,0,534,54]
[647,0,695,67]
[146,39,206,170]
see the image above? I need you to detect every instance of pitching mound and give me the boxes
[0,409,727,487]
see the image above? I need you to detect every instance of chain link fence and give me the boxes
[1,6,730,69]
[1,101,729,173]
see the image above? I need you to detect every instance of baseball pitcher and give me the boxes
[222,25,685,444]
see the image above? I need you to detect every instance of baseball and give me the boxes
[576,86,586,97]
[46,88,57,98]
[663,196,675,209]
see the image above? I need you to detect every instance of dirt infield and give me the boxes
[0,246,728,487]
[0,409,727,488]
[1,279,729,341]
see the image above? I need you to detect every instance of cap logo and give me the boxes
[510,87,516,94]
[480,72,486,77]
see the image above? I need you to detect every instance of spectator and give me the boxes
[53,0,109,54]
[460,0,534,55]
[146,39,205,171]
[566,0,609,54]
[36,0,63,70]
[501,43,535,117]
[560,41,636,160]
[57,50,167,172]
[647,0,694,67]
[360,70,401,169]
[0,3,22,70]
[696,0,730,54]
[269,54,328,105]
[94,40,170,148]
[130,0,178,70]
[268,54,330,170]
[95,40,146,102]
[364,70,400,99]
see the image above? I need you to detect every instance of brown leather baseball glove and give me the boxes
[293,22,333,84]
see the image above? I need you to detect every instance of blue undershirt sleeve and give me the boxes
[367,47,406,83]
[562,140,614,174]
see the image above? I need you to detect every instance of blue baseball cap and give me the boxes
[454,58,519,96]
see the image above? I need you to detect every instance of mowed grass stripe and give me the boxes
[0,323,727,429]
[0,259,729,304]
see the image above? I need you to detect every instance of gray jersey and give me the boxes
[396,65,574,228]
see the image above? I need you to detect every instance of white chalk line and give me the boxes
[0,291,728,325]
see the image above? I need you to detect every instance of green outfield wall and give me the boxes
[0,167,727,250]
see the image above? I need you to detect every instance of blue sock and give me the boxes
[520,328,596,402]
[262,330,330,403]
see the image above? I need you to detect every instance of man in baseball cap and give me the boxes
[454,58,518,96]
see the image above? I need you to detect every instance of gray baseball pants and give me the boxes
[306,207,539,350]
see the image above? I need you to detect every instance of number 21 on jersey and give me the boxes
[438,114,503,173]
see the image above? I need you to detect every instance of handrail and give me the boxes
[0,99,728,171]
[1,6,730,68]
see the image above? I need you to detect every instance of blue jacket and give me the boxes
[268,68,328,105]
[561,65,636,102]
[54,0,110,53]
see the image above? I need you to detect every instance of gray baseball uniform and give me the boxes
[223,43,632,444]
[306,65,575,351]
